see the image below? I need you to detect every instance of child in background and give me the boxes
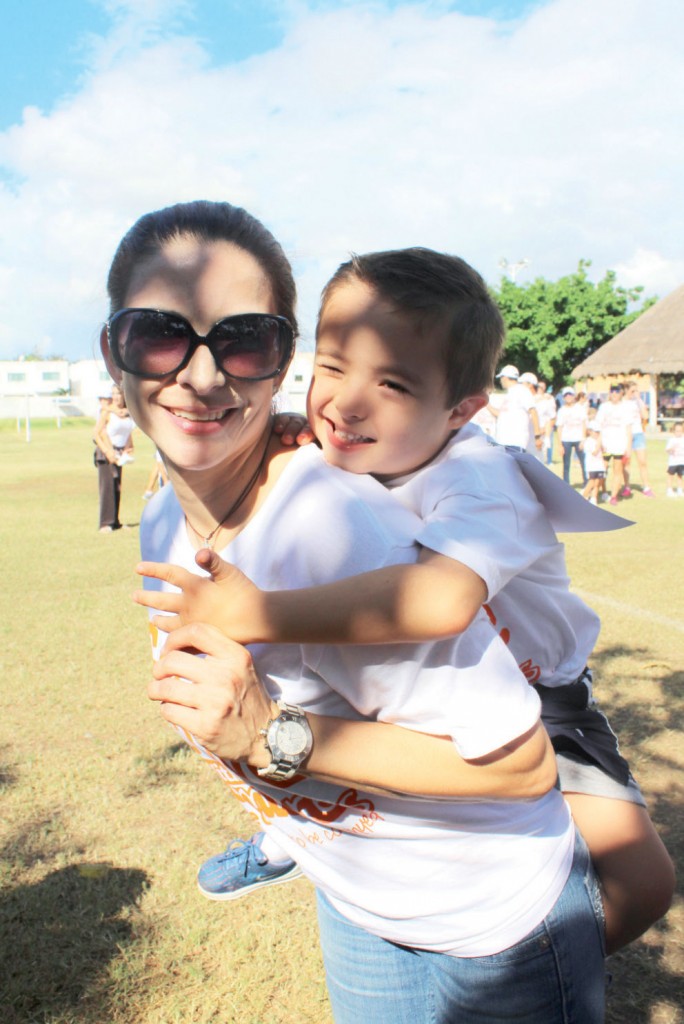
[143,449,169,500]
[582,418,607,505]
[138,247,674,954]
[665,421,684,496]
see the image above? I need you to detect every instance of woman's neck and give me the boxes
[164,424,295,550]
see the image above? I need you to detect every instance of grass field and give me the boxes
[0,420,682,1024]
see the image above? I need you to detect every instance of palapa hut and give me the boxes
[572,283,684,428]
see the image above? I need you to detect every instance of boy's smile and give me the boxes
[308,278,483,480]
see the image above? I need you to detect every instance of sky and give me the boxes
[1,0,682,362]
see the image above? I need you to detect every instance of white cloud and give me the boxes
[0,0,683,359]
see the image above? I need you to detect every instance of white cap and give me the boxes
[561,386,575,396]
[519,372,538,385]
[496,364,519,380]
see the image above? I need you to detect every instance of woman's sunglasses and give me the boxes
[106,308,295,381]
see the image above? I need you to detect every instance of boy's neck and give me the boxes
[372,428,460,486]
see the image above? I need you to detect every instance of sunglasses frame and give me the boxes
[106,307,295,381]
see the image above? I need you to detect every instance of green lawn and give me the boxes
[0,421,682,1023]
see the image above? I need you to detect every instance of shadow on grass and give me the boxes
[0,744,19,791]
[125,740,193,796]
[588,646,684,1023]
[0,859,149,1024]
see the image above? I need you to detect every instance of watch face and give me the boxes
[276,719,308,756]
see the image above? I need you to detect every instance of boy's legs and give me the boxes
[565,792,675,954]
[540,676,675,954]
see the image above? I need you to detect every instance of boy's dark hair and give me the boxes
[318,247,505,405]
[106,200,298,337]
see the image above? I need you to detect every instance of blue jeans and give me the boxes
[316,831,605,1024]
[562,441,587,484]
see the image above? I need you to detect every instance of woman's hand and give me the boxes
[148,622,274,766]
[134,551,267,643]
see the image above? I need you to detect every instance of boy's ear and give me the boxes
[447,391,488,430]
[100,325,123,385]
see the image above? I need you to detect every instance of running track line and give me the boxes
[575,589,684,636]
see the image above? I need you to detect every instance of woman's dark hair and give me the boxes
[106,200,298,337]
[318,247,504,406]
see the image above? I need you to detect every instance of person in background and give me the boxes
[518,372,544,457]
[623,381,655,498]
[581,415,606,505]
[665,421,684,497]
[555,387,587,486]
[92,383,135,532]
[143,449,169,500]
[595,383,632,506]
[536,381,557,465]
[488,364,542,454]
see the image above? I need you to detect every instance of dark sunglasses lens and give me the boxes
[211,317,288,379]
[114,311,191,376]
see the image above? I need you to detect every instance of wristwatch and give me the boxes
[257,701,313,781]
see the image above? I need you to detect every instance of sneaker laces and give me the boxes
[219,838,268,877]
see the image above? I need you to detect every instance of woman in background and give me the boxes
[93,383,134,532]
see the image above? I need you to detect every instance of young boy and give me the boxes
[665,421,684,496]
[582,417,607,505]
[137,248,674,954]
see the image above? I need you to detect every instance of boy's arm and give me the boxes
[305,717,555,799]
[150,622,556,799]
[135,547,487,645]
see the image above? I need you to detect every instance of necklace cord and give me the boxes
[185,430,272,548]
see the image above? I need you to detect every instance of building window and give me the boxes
[8,372,26,382]
[42,372,60,381]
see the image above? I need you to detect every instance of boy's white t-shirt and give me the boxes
[387,424,601,687]
[141,443,572,957]
[665,433,684,466]
[583,435,605,474]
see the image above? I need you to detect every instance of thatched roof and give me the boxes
[573,283,684,377]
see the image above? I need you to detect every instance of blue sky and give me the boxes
[1,0,543,130]
[0,0,682,360]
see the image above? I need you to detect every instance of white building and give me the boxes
[0,351,314,421]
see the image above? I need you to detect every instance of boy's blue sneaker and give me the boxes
[197,832,302,901]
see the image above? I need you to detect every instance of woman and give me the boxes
[101,201,605,1022]
[92,383,135,532]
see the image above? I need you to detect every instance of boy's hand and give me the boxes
[134,550,266,643]
[272,412,315,447]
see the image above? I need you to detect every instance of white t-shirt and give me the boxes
[493,383,535,449]
[387,424,601,687]
[595,400,632,456]
[140,444,572,957]
[536,394,557,432]
[624,396,646,436]
[555,403,588,443]
[666,433,684,466]
[106,413,134,448]
[583,435,605,474]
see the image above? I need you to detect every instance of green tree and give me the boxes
[491,260,655,389]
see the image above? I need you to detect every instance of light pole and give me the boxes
[499,258,530,282]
